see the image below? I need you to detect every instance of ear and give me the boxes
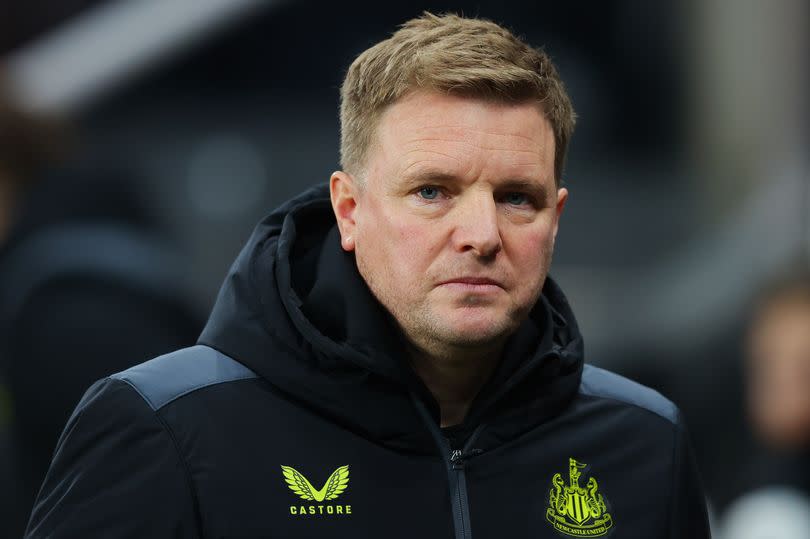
[330,171,359,252]
[552,187,568,239]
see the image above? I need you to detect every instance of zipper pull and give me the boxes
[450,448,483,470]
[450,449,464,469]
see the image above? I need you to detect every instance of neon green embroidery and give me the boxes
[281,465,350,502]
[546,458,613,537]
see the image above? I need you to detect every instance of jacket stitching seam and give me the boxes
[666,413,681,537]
[153,374,259,411]
[153,409,206,538]
[110,378,205,537]
[114,376,157,410]
[113,372,259,411]
[577,392,677,424]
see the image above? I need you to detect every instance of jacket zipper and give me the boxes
[448,448,470,539]
[410,395,485,539]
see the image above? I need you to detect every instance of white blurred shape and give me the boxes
[4,0,277,113]
[187,134,267,219]
[719,487,810,539]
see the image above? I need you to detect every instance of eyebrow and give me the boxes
[401,169,458,187]
[402,169,550,201]
[499,178,550,202]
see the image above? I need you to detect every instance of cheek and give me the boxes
[509,226,555,270]
[397,222,430,255]
[385,221,441,283]
[358,210,433,279]
[504,226,555,304]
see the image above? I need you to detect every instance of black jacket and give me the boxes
[26,185,711,538]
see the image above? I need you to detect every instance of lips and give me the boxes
[438,277,504,288]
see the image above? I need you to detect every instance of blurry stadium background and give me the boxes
[1,0,807,536]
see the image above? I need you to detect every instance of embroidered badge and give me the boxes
[546,458,613,537]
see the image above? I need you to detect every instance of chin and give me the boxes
[437,313,519,346]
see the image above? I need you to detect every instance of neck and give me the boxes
[408,340,504,428]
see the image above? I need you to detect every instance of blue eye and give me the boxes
[505,192,529,205]
[418,186,440,200]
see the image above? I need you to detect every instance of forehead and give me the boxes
[370,91,555,185]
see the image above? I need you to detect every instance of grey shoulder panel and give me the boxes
[111,345,258,411]
[579,364,679,424]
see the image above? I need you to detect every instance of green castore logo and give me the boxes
[281,465,352,516]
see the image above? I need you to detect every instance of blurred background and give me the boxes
[0,0,807,536]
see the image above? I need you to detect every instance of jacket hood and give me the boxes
[199,184,584,453]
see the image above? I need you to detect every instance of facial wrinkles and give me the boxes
[354,92,560,355]
[400,131,547,184]
[389,174,549,298]
[379,97,551,181]
[435,197,551,307]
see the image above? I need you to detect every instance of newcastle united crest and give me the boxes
[546,458,613,537]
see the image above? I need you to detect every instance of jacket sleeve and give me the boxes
[24,377,200,538]
[669,412,712,538]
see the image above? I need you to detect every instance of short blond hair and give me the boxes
[340,12,576,185]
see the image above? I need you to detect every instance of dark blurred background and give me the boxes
[1,0,808,537]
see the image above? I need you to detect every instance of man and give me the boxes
[720,270,810,538]
[746,271,810,453]
[26,13,710,538]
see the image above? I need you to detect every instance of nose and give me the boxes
[452,193,502,258]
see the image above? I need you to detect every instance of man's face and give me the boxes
[331,91,567,354]
[748,300,810,448]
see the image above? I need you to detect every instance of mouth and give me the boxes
[437,277,505,292]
